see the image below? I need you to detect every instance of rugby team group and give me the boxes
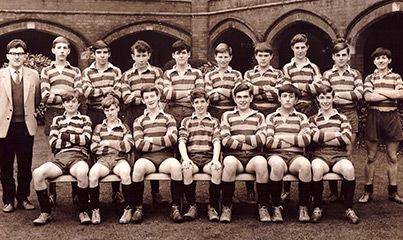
[0,32,402,227]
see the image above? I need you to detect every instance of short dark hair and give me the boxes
[290,34,308,47]
[92,40,110,53]
[171,40,190,54]
[332,38,350,55]
[7,39,27,53]
[190,88,209,102]
[101,94,120,109]
[233,82,252,96]
[61,90,83,103]
[317,85,334,97]
[278,84,300,98]
[254,42,273,55]
[52,36,70,48]
[215,43,232,56]
[131,40,152,54]
[371,47,392,60]
[140,85,160,98]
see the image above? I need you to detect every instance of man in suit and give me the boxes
[0,39,41,213]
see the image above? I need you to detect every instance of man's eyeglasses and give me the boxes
[8,52,26,57]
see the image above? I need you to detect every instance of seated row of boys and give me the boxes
[32,82,359,226]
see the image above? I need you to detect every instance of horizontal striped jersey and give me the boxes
[120,64,164,105]
[163,64,204,107]
[205,66,242,111]
[244,66,284,111]
[364,69,403,111]
[266,108,311,152]
[133,109,177,153]
[179,112,220,156]
[221,108,266,152]
[309,109,352,153]
[282,58,322,103]
[91,119,134,157]
[82,62,122,109]
[49,112,92,155]
[322,65,363,109]
[41,62,82,109]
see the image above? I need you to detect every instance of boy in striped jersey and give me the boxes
[41,36,83,205]
[120,40,167,205]
[309,85,359,224]
[163,40,204,128]
[281,33,321,202]
[82,40,124,205]
[244,42,283,116]
[359,47,403,204]
[131,85,183,223]
[32,90,92,225]
[220,83,269,223]
[321,39,364,203]
[266,84,312,223]
[205,43,242,119]
[88,95,134,225]
[179,88,222,222]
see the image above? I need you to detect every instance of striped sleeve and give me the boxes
[265,114,293,149]
[149,114,178,147]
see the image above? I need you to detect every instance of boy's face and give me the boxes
[215,52,232,69]
[332,48,350,69]
[62,97,80,115]
[255,51,272,68]
[132,49,151,70]
[317,92,333,112]
[234,90,253,111]
[141,91,160,109]
[52,43,70,61]
[191,97,209,116]
[373,55,391,71]
[7,47,26,69]
[103,104,119,122]
[279,92,297,110]
[94,48,110,66]
[172,49,190,66]
[291,42,308,60]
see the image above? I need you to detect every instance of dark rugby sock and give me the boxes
[89,186,100,209]
[270,180,282,206]
[132,181,144,207]
[221,181,235,206]
[184,181,196,205]
[77,187,89,213]
[171,180,183,206]
[312,180,323,208]
[209,182,220,209]
[256,182,269,206]
[343,179,356,209]
[36,189,51,214]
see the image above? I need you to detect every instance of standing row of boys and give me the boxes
[1,33,402,226]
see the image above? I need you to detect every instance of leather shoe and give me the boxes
[389,193,403,204]
[18,200,36,210]
[3,203,14,213]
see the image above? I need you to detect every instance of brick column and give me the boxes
[191,0,209,61]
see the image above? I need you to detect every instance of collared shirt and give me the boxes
[322,65,363,108]
[49,112,92,155]
[364,69,403,111]
[133,108,177,153]
[282,58,322,102]
[179,112,220,155]
[163,64,204,107]
[91,119,134,156]
[9,67,23,83]
[120,63,163,105]
[265,108,310,152]
[204,66,242,110]
[82,62,122,109]
[244,65,284,110]
[41,61,82,108]
[220,108,266,151]
[309,109,352,150]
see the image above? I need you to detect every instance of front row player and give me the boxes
[265,84,312,223]
[220,83,270,223]
[32,90,92,225]
[130,85,183,223]
[88,95,134,224]
[309,85,359,224]
[179,88,222,221]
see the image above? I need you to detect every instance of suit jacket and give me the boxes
[0,66,41,138]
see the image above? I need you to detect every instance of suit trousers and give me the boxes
[0,122,34,204]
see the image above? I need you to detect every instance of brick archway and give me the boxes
[209,18,260,46]
[265,9,338,44]
[103,21,191,45]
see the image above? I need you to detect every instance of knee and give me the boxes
[223,157,238,173]
[342,165,355,181]
[32,168,43,181]
[270,162,285,179]
[311,163,323,178]
[387,154,398,165]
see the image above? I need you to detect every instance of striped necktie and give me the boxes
[15,70,21,84]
